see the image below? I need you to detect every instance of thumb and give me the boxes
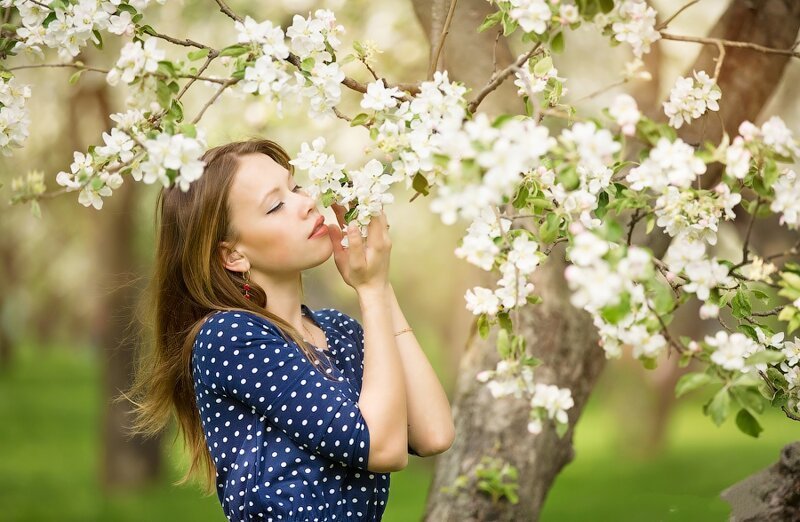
[327,223,347,264]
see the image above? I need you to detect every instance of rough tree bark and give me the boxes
[411,0,800,520]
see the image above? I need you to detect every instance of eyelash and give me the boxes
[267,185,303,214]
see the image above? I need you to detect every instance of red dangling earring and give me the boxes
[242,269,252,300]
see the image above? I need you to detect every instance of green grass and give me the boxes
[0,344,796,521]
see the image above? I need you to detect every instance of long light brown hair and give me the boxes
[118,137,336,496]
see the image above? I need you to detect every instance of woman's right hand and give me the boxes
[327,204,392,292]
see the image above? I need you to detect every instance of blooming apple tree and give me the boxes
[5,0,800,443]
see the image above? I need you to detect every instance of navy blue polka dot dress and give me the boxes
[191,304,390,521]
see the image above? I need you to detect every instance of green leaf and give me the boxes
[512,184,529,209]
[555,421,569,438]
[301,56,315,71]
[478,10,503,33]
[745,349,785,366]
[497,312,512,332]
[645,213,655,234]
[550,32,565,54]
[731,288,751,318]
[730,385,767,415]
[600,292,631,324]
[538,212,560,244]
[675,372,713,398]
[766,367,789,388]
[68,70,84,85]
[349,113,370,127]
[477,314,490,339]
[188,48,211,61]
[706,387,731,426]
[595,190,609,219]
[219,44,249,57]
[179,123,196,138]
[412,172,430,196]
[598,0,615,13]
[92,29,103,50]
[496,328,511,358]
[734,408,762,438]
[533,56,553,77]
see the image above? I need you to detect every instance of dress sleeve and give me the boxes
[194,311,372,470]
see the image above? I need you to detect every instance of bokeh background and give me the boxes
[1,0,799,520]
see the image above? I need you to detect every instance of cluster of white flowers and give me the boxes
[288,10,346,118]
[10,0,165,61]
[106,38,165,87]
[601,0,661,57]
[513,54,568,104]
[287,136,345,203]
[771,168,800,230]
[550,121,620,229]
[507,0,553,35]
[0,75,32,157]
[455,207,511,272]
[723,135,752,179]
[475,357,574,435]
[740,116,800,158]
[608,93,641,136]
[653,183,741,246]
[663,237,735,302]
[564,227,669,361]
[229,10,346,117]
[131,129,207,192]
[626,137,707,193]
[663,70,721,129]
[464,229,542,316]
[56,107,206,208]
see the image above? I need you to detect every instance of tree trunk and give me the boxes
[72,75,163,490]
[410,3,603,519]
[722,442,800,521]
[412,0,800,519]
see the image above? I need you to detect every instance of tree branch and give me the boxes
[660,32,800,59]
[467,43,542,114]
[427,0,459,80]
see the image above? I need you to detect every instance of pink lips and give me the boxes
[308,216,327,239]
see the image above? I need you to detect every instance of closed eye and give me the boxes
[267,185,303,214]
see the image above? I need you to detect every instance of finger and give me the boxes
[331,203,346,229]
[327,223,349,274]
[347,222,365,271]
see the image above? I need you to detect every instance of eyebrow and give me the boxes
[259,170,293,208]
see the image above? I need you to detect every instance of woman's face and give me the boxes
[223,152,332,275]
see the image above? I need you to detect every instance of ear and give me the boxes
[219,241,249,273]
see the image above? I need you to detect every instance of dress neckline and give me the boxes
[300,303,330,354]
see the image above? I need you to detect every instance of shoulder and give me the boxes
[195,309,284,345]
[316,307,362,333]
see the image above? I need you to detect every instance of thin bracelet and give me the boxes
[394,327,413,336]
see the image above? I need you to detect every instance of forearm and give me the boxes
[387,283,455,456]
[356,286,409,467]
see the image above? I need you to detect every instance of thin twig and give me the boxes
[467,43,542,114]
[149,30,214,52]
[214,0,242,23]
[713,41,725,81]
[656,0,701,31]
[428,0,459,80]
[660,32,800,59]
[741,198,761,266]
[191,78,238,124]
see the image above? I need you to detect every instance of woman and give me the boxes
[123,138,455,521]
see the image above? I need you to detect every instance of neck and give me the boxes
[251,269,305,331]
